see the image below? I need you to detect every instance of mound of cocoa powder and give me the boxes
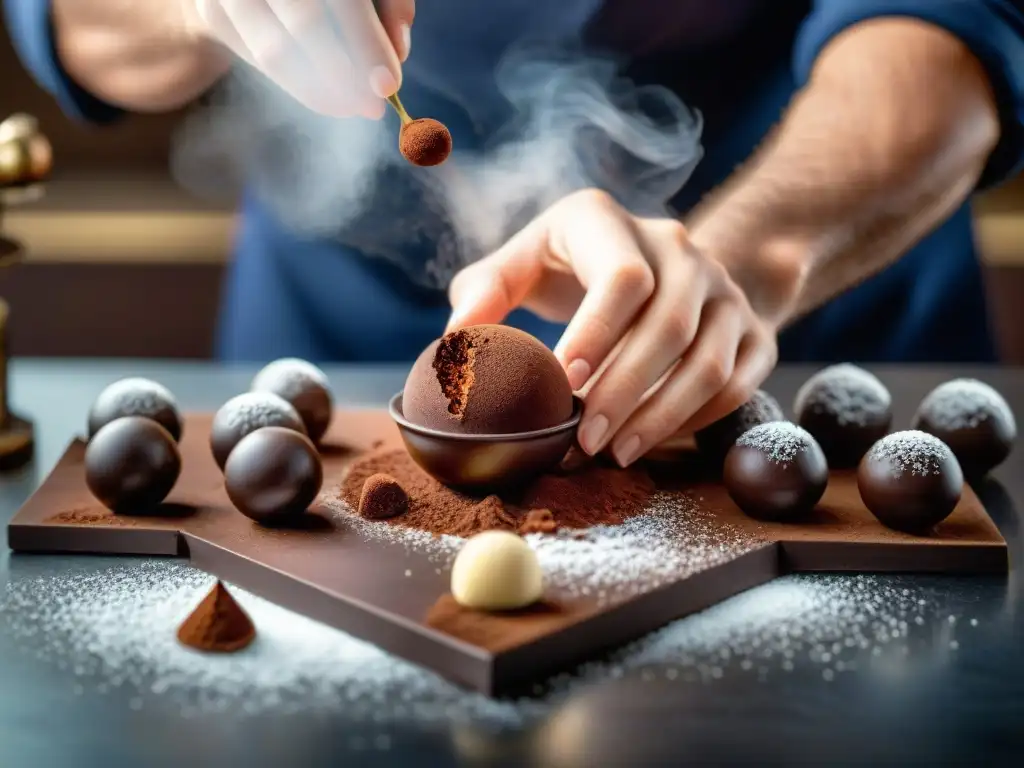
[177,580,256,653]
[339,448,655,537]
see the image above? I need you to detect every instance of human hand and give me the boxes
[188,0,412,118]
[446,189,780,467]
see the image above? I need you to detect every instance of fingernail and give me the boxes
[400,23,412,61]
[566,359,591,391]
[614,435,641,468]
[369,66,398,98]
[579,414,609,455]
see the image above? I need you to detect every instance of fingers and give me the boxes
[611,322,776,467]
[267,0,375,117]
[548,191,656,390]
[578,243,707,455]
[327,0,403,98]
[219,0,339,114]
[445,223,548,331]
[606,301,741,466]
[376,0,416,61]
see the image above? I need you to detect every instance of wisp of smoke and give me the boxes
[171,44,703,288]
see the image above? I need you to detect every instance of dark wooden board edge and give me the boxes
[781,539,1009,574]
[7,521,185,556]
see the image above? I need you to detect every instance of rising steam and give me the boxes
[171,44,703,288]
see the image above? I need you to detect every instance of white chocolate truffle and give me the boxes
[450,531,543,611]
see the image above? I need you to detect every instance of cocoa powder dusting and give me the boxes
[339,448,654,537]
[49,507,139,527]
[177,581,256,653]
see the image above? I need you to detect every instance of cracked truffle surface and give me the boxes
[402,325,573,435]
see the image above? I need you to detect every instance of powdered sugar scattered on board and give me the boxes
[866,430,954,477]
[0,560,986,726]
[213,391,303,432]
[794,365,891,427]
[92,377,178,416]
[735,422,817,465]
[320,491,764,603]
[913,378,1017,434]
[251,358,330,401]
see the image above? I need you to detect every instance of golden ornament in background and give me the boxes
[0,112,53,187]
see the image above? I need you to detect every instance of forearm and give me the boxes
[52,0,230,112]
[688,18,1000,326]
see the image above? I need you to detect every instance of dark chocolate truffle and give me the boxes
[87,377,182,442]
[399,118,452,167]
[694,389,784,469]
[358,473,409,520]
[251,358,333,444]
[794,364,892,468]
[911,378,1016,479]
[403,325,573,435]
[210,391,306,470]
[723,421,828,521]
[857,430,963,534]
[224,426,323,525]
[85,416,181,514]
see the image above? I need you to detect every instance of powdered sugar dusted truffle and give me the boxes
[210,391,306,469]
[694,389,784,470]
[724,421,828,521]
[794,364,892,468]
[912,378,1016,478]
[251,358,333,444]
[857,430,963,534]
[87,377,182,442]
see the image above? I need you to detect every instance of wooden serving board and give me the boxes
[7,411,1007,695]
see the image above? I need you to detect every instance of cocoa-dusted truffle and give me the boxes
[402,325,573,435]
[794,364,892,468]
[399,118,452,167]
[857,430,963,534]
[358,473,408,520]
[911,378,1016,479]
[251,358,333,444]
[210,391,306,470]
[176,580,255,653]
[87,377,182,442]
[224,427,323,525]
[694,389,784,469]
[723,421,828,521]
[85,416,181,514]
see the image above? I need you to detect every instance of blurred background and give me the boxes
[1,22,1022,362]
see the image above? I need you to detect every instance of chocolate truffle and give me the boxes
[399,118,452,167]
[224,426,323,525]
[723,421,828,521]
[85,416,181,514]
[87,377,182,442]
[857,430,963,534]
[403,325,573,435]
[794,364,892,468]
[251,358,333,444]
[210,391,306,470]
[911,378,1016,479]
[358,473,409,520]
[694,389,784,469]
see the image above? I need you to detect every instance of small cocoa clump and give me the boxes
[520,508,558,535]
[177,581,256,653]
[359,473,409,520]
[399,118,452,166]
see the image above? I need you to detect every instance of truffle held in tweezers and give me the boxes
[387,93,453,167]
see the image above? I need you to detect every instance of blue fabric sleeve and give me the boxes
[3,0,122,123]
[794,0,1024,189]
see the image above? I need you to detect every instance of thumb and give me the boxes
[445,229,547,333]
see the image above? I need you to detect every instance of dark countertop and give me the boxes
[1,360,1022,767]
